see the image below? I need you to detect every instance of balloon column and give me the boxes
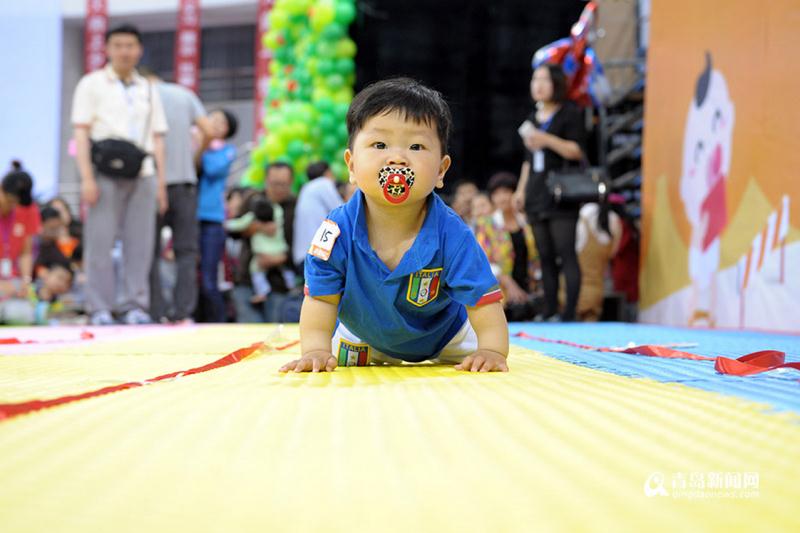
[243,0,357,191]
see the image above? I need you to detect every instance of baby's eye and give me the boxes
[372,142,386,149]
[410,144,423,151]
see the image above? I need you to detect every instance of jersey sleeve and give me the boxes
[304,218,347,297]
[443,229,502,307]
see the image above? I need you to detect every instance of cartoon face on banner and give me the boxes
[680,53,736,244]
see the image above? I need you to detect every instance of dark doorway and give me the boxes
[351,0,585,192]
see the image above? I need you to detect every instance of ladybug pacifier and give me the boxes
[378,166,415,204]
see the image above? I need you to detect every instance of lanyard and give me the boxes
[0,211,13,259]
[118,80,140,140]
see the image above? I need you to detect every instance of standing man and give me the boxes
[292,161,342,273]
[142,68,212,323]
[264,161,297,267]
[72,24,168,325]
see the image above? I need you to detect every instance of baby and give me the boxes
[224,197,289,303]
[281,78,509,373]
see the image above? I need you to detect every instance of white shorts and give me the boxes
[331,319,478,366]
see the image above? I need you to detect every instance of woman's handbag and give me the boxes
[90,82,153,179]
[546,166,609,205]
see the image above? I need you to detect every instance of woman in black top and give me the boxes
[514,64,586,321]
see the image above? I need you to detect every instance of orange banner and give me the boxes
[640,0,800,332]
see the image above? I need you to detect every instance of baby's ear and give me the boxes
[437,154,452,184]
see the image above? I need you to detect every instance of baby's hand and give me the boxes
[279,351,338,373]
[455,349,509,372]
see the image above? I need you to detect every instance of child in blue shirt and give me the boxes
[197,108,237,322]
[280,78,509,373]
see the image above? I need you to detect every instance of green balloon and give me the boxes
[334,38,357,59]
[334,2,356,25]
[317,58,336,76]
[331,160,348,181]
[317,96,335,112]
[318,112,337,132]
[334,58,354,75]
[252,146,268,166]
[326,74,345,90]
[334,102,350,119]
[287,139,306,159]
[315,39,336,59]
[320,23,345,42]
[336,122,349,142]
[311,2,335,32]
[265,135,287,159]
[270,10,290,30]
[321,135,339,155]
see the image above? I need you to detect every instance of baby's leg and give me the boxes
[331,322,403,366]
[250,272,271,303]
[432,319,478,365]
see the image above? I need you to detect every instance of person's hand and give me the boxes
[15,280,31,299]
[501,277,528,305]
[157,184,168,216]
[263,221,277,237]
[455,349,509,372]
[81,178,99,207]
[523,128,548,151]
[512,189,525,212]
[280,350,338,373]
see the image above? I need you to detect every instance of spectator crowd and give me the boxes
[0,23,638,326]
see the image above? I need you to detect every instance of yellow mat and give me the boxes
[1,324,799,532]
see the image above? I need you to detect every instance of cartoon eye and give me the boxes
[712,109,723,132]
[694,140,704,164]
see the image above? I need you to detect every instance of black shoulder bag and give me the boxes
[546,163,609,205]
[90,82,153,179]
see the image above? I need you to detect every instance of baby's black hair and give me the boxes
[40,206,62,223]
[2,169,33,206]
[213,108,238,139]
[346,77,452,154]
[251,198,274,223]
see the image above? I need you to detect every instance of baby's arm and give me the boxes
[279,294,340,373]
[456,302,509,372]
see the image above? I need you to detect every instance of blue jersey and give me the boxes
[305,190,501,362]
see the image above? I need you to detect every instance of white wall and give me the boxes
[0,1,63,201]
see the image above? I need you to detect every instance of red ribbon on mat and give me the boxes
[0,340,299,422]
[513,332,799,377]
[0,331,95,345]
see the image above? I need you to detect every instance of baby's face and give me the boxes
[43,267,72,296]
[344,110,451,207]
[471,194,493,219]
[209,111,230,140]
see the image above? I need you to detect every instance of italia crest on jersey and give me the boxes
[337,339,370,367]
[406,268,442,307]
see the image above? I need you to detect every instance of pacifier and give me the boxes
[378,166,415,204]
